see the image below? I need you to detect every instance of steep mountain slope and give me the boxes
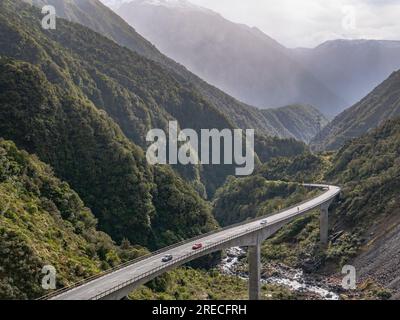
[293,39,400,110]
[26,0,167,61]
[0,0,219,249]
[114,0,345,116]
[0,139,139,299]
[326,118,400,296]
[312,71,400,151]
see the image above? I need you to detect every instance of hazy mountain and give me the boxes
[113,0,345,116]
[312,70,400,151]
[293,39,400,109]
[27,0,326,144]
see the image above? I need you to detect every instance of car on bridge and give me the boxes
[192,243,203,250]
[161,254,173,262]
[260,220,268,225]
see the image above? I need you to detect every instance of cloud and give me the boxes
[187,0,400,47]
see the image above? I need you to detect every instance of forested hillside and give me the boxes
[0,139,147,299]
[0,43,217,250]
[2,0,378,301]
[213,179,310,227]
[312,70,400,151]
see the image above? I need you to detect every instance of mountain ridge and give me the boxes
[311,70,400,151]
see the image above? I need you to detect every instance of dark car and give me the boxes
[192,243,203,250]
[161,254,173,262]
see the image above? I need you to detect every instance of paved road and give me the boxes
[49,184,340,300]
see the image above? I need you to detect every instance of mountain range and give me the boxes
[115,0,345,116]
[26,0,328,143]
[111,0,400,117]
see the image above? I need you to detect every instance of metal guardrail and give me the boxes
[41,184,340,300]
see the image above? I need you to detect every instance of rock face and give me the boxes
[353,218,400,298]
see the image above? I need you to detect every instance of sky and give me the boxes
[102,0,400,48]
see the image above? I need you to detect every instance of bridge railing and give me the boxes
[40,184,339,300]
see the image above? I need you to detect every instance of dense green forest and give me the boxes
[0,139,149,299]
[262,104,328,144]
[0,0,235,197]
[0,55,219,248]
[213,179,311,227]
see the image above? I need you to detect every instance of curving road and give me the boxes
[46,183,340,300]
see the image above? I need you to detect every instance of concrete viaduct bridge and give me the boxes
[41,183,340,300]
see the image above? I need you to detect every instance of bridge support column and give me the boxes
[320,205,329,246]
[248,244,261,300]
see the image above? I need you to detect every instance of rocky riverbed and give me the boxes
[219,247,340,300]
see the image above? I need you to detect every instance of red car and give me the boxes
[192,243,203,250]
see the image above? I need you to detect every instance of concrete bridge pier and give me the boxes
[320,202,331,246]
[248,244,261,300]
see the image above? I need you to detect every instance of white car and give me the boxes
[260,220,268,225]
